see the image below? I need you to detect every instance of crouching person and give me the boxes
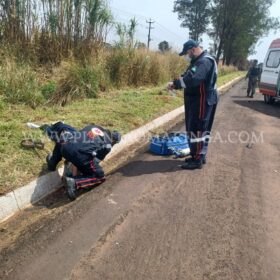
[44,122,121,200]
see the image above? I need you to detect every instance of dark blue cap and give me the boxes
[179,39,199,56]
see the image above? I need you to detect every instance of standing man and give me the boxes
[168,39,218,170]
[246,59,260,98]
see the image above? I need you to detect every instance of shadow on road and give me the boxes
[233,99,280,119]
[119,157,183,177]
[231,96,249,98]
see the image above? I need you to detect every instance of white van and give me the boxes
[259,38,280,104]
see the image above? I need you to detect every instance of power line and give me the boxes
[111,6,148,21]
[110,7,184,50]
[154,22,186,41]
[111,6,185,41]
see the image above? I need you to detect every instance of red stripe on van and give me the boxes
[259,88,277,96]
[270,38,280,49]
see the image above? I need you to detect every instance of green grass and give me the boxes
[217,71,245,86]
[0,72,244,194]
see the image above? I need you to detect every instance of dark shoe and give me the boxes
[185,157,206,164]
[181,159,203,170]
[65,177,77,200]
[185,156,193,163]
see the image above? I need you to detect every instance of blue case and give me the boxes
[149,133,189,156]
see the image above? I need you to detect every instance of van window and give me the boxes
[266,50,280,68]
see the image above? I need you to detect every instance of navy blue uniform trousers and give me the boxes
[50,142,105,189]
[184,88,217,160]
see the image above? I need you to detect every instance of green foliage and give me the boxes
[0,71,242,193]
[174,0,279,66]
[107,48,131,87]
[48,12,59,34]
[209,0,279,65]
[218,64,238,76]
[114,18,138,49]
[51,61,100,106]
[0,0,114,63]
[173,0,211,41]
[158,41,171,53]
[135,42,147,49]
[0,60,44,107]
[106,49,186,88]
[86,0,114,40]
[41,81,57,100]
[0,98,6,112]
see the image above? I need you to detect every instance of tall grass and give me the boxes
[218,64,238,76]
[0,48,238,107]
[106,49,185,88]
[0,58,44,107]
[0,0,113,63]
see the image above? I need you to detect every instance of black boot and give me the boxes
[65,177,77,200]
[185,156,206,164]
[181,159,203,170]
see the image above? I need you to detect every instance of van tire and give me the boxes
[264,94,275,104]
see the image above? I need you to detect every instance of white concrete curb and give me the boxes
[0,75,244,223]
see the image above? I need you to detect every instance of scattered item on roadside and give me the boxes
[107,198,118,205]
[246,143,254,149]
[26,122,41,129]
[20,139,46,158]
[20,139,45,150]
[274,170,279,174]
[149,132,190,157]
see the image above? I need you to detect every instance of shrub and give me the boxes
[0,59,44,107]
[41,80,57,100]
[106,48,131,88]
[51,60,100,106]
[218,64,238,76]
[105,48,186,88]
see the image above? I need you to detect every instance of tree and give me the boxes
[114,18,138,49]
[209,0,279,65]
[173,0,210,41]
[158,40,171,52]
[127,17,137,47]
[135,41,146,49]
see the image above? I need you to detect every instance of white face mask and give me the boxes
[184,55,191,62]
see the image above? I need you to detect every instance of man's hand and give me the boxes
[40,124,51,132]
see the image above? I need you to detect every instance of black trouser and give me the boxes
[247,77,258,97]
[64,158,105,189]
[184,90,217,161]
[48,142,105,189]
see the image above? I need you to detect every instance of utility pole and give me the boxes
[146,18,155,50]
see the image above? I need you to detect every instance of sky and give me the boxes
[108,0,280,63]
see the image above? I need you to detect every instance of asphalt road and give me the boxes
[0,81,280,280]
